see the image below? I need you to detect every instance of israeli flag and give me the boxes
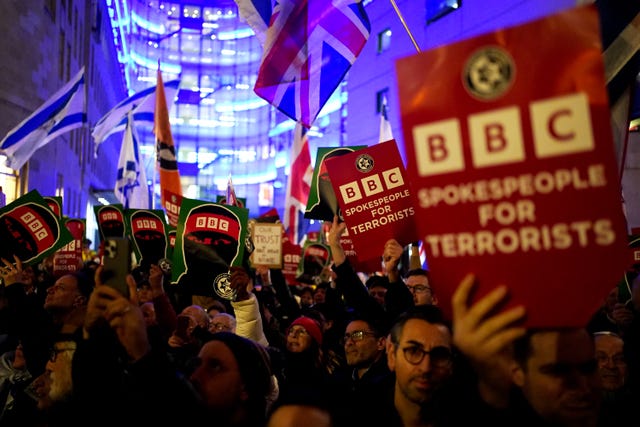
[92,78,180,150]
[115,112,149,209]
[0,68,86,170]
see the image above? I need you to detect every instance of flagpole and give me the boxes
[389,0,421,53]
[152,135,158,210]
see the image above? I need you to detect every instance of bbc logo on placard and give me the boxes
[412,92,593,176]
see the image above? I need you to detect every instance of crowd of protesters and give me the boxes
[0,213,637,427]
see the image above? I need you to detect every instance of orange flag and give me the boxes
[154,66,182,206]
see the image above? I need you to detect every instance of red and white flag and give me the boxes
[284,123,313,244]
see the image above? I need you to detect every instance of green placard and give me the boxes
[171,197,249,300]
[0,190,73,266]
[124,208,169,270]
[305,146,366,221]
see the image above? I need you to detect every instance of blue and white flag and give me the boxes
[378,94,393,143]
[92,78,180,149]
[115,112,149,209]
[0,68,86,170]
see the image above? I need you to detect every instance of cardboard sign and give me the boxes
[305,146,366,221]
[52,218,84,276]
[250,222,283,268]
[94,204,125,243]
[0,190,73,266]
[325,140,417,262]
[125,209,169,270]
[282,237,302,285]
[396,5,630,328]
[171,198,249,300]
[162,189,183,228]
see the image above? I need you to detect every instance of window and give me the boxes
[376,88,389,113]
[426,0,460,24]
[377,28,391,54]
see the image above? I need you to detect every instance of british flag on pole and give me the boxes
[237,0,371,128]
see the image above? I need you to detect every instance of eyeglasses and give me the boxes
[49,346,76,362]
[402,345,453,367]
[287,327,309,338]
[596,353,626,367]
[211,322,232,332]
[343,330,376,343]
[405,284,431,294]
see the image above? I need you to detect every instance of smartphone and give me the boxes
[101,237,132,297]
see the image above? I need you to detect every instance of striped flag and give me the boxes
[235,0,371,128]
[154,67,183,207]
[284,122,313,244]
[379,94,393,143]
[92,78,180,150]
[0,68,86,170]
[234,0,272,46]
[115,112,149,209]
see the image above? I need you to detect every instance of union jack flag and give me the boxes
[239,0,370,128]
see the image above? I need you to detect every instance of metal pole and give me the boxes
[389,0,421,53]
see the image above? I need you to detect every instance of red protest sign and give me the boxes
[325,140,417,262]
[396,5,629,328]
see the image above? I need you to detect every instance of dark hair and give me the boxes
[349,311,388,338]
[73,269,95,299]
[205,332,274,420]
[366,274,389,290]
[207,299,227,314]
[389,305,448,347]
[404,268,431,281]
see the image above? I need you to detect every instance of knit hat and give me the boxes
[289,316,323,346]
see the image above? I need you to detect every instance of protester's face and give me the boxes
[137,285,153,304]
[405,275,436,306]
[313,287,326,304]
[140,302,157,327]
[300,290,313,307]
[387,319,453,405]
[594,334,627,391]
[368,285,387,306]
[211,313,236,333]
[44,275,82,312]
[190,341,245,411]
[344,320,384,368]
[46,342,76,403]
[513,329,601,425]
[286,325,314,353]
[182,305,209,329]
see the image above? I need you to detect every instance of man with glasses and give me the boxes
[328,313,391,425]
[404,269,438,307]
[357,305,454,426]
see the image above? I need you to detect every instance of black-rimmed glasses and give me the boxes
[343,330,376,343]
[405,284,432,294]
[402,345,452,367]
